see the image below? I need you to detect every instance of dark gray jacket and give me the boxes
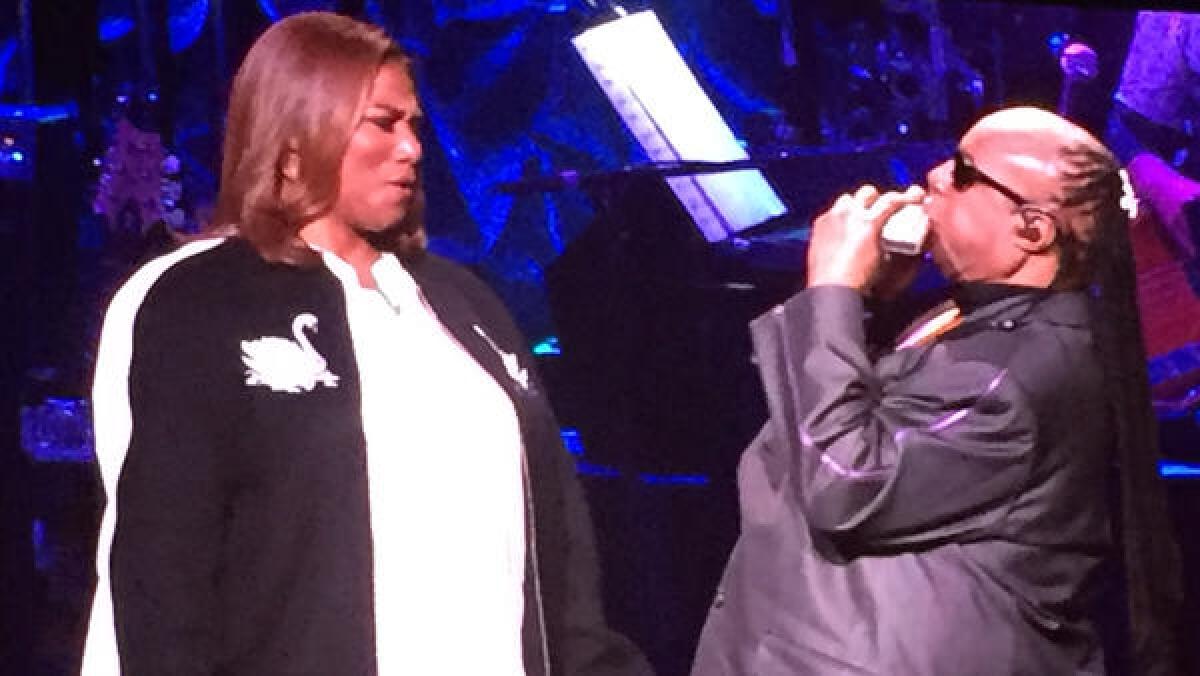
[691,285,1112,675]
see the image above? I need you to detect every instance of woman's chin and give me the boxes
[355,214,405,236]
[363,220,417,247]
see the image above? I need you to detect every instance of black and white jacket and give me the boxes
[84,237,651,676]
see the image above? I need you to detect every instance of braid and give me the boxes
[1058,143,1183,675]
[1053,148,1115,288]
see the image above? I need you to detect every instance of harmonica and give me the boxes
[880,204,929,256]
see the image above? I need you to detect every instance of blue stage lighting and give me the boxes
[32,519,52,572]
[0,103,77,123]
[888,156,912,186]
[98,0,208,52]
[639,473,710,486]
[20,398,95,463]
[532,336,561,356]
[258,0,336,22]
[575,460,621,478]
[1047,31,1070,57]
[560,428,585,455]
[0,38,16,93]
[1160,460,1200,478]
[168,0,209,53]
[98,16,135,43]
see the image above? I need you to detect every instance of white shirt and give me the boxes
[323,251,527,676]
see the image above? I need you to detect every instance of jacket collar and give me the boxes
[952,283,1091,331]
[401,253,534,402]
[310,245,530,402]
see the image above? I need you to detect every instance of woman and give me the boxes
[84,12,650,675]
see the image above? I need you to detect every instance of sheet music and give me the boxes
[572,10,787,242]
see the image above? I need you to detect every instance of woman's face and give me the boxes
[328,60,423,235]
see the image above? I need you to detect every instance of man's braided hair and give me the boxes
[1057,142,1183,675]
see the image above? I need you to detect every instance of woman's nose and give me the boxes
[395,133,422,162]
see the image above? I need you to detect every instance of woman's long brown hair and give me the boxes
[210,11,425,264]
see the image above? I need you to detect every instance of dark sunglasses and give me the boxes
[952,150,1030,206]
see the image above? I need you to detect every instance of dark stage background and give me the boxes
[3,1,1200,674]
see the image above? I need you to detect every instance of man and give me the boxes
[1108,11,1200,261]
[1105,11,1200,404]
[690,107,1180,675]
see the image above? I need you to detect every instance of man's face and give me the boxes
[923,110,1066,283]
[329,60,423,235]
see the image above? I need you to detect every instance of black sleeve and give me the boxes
[109,280,235,674]
[1105,102,1184,167]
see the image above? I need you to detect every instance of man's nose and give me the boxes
[926,159,952,194]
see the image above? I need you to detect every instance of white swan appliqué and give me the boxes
[472,324,530,391]
[241,313,340,393]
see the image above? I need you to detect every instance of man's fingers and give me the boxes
[865,193,909,222]
[822,185,925,235]
[830,193,856,213]
[854,185,880,208]
[866,186,927,222]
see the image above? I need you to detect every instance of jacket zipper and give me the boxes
[473,323,552,675]
[522,447,553,676]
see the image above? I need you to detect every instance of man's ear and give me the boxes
[1013,207,1058,253]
